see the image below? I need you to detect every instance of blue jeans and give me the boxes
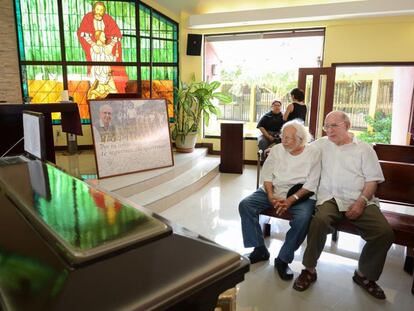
[239,188,315,263]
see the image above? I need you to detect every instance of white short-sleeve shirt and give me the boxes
[313,136,384,211]
[261,144,321,199]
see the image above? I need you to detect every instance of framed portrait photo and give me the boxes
[89,99,174,178]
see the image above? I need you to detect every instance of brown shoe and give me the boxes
[293,269,317,291]
[352,271,386,300]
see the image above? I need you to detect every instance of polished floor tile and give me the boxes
[161,165,414,311]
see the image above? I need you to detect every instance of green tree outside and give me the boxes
[357,112,391,144]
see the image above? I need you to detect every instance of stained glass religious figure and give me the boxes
[77,1,128,99]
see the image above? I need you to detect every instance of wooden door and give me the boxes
[297,67,336,137]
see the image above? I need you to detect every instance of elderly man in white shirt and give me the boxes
[293,111,394,300]
[93,104,118,143]
[239,120,321,280]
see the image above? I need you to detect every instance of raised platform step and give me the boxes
[128,155,219,213]
[85,148,220,213]
[90,148,208,196]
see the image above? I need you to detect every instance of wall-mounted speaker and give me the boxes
[186,34,202,56]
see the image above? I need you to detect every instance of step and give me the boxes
[127,155,220,213]
[89,148,208,196]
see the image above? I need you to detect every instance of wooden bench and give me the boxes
[373,143,414,163]
[259,160,414,295]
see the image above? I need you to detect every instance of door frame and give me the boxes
[298,67,335,137]
[301,63,414,145]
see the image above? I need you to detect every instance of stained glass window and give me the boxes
[67,65,138,123]
[151,66,177,117]
[139,4,150,37]
[16,0,61,61]
[67,65,92,123]
[15,0,178,123]
[62,0,137,63]
[21,65,63,101]
[140,38,150,62]
[21,65,64,120]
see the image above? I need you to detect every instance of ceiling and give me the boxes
[155,0,414,29]
[156,0,363,15]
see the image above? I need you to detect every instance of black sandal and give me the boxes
[352,271,386,300]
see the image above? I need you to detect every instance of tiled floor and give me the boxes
[56,151,414,311]
[160,167,414,311]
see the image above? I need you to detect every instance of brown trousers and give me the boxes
[302,199,394,281]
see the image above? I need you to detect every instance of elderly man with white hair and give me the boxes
[293,111,394,300]
[239,120,321,280]
[93,104,117,143]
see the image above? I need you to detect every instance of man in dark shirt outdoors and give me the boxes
[257,100,284,151]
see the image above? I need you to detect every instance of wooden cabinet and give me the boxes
[219,123,244,173]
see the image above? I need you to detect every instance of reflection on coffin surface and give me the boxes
[0,159,249,310]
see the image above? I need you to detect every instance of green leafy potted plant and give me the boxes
[172,78,232,152]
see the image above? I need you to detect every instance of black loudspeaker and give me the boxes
[186,34,202,56]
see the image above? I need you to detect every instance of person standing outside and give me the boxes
[256,100,284,152]
[293,111,394,300]
[283,88,307,123]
